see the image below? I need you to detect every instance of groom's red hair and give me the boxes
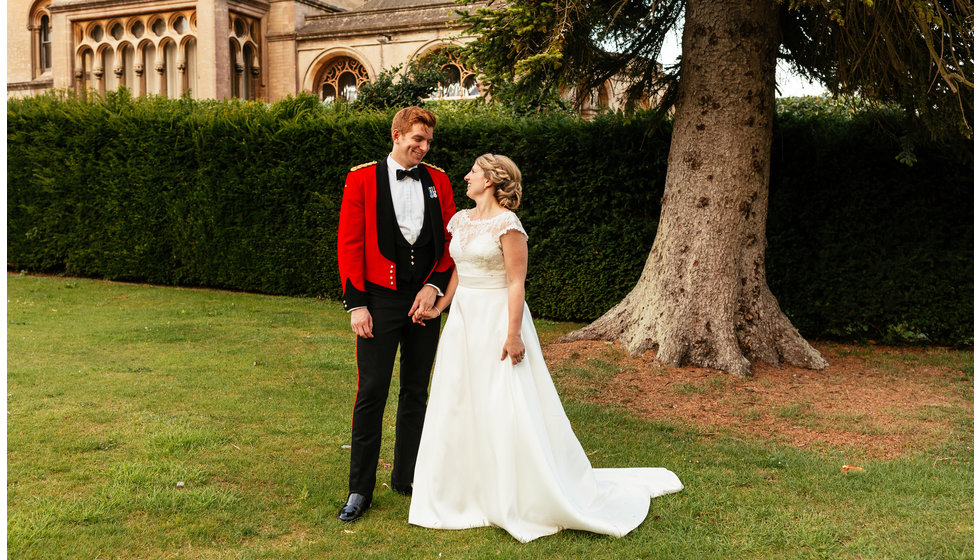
[391,106,437,135]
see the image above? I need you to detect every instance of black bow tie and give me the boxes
[396,167,422,181]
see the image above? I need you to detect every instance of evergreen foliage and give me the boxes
[7,93,972,344]
[455,0,973,138]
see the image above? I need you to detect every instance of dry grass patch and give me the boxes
[544,340,973,458]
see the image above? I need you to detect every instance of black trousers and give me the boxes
[348,289,441,498]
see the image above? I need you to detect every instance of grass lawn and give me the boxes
[6,274,973,559]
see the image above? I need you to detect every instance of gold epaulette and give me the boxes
[422,162,445,174]
[349,161,377,172]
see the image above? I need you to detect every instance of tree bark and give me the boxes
[560,0,827,377]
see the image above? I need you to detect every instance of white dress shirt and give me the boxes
[387,155,426,245]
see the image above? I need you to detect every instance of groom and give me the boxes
[336,106,456,522]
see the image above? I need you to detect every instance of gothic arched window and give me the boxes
[439,65,461,98]
[420,48,480,100]
[39,15,52,72]
[73,11,199,98]
[30,0,53,78]
[316,57,370,103]
[229,13,261,100]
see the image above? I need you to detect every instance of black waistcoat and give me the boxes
[393,207,435,292]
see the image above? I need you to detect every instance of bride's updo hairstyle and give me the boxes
[475,154,522,211]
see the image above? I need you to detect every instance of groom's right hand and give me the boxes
[351,308,374,338]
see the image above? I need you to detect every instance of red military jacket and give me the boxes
[337,159,456,311]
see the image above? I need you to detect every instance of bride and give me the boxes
[408,154,683,543]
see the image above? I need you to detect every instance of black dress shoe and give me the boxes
[392,483,413,496]
[338,493,370,522]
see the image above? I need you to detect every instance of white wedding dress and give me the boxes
[408,209,683,543]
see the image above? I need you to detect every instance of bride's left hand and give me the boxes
[501,335,525,365]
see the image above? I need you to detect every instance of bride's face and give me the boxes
[464,163,491,201]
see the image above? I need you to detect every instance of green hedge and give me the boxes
[7,92,973,345]
[767,99,973,345]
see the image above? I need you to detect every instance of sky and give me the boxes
[657,25,828,98]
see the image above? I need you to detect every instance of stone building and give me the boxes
[7,0,617,111]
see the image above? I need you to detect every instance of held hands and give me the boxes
[411,306,441,324]
[408,285,439,324]
[501,335,526,365]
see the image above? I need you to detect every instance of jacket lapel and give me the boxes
[376,159,397,262]
[419,166,445,254]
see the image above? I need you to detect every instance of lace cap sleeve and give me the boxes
[495,211,528,240]
[447,211,464,235]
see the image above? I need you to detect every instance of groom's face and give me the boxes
[392,122,433,169]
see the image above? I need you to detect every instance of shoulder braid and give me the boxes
[349,161,377,172]
[421,162,446,174]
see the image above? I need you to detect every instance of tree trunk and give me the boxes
[560,0,827,377]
